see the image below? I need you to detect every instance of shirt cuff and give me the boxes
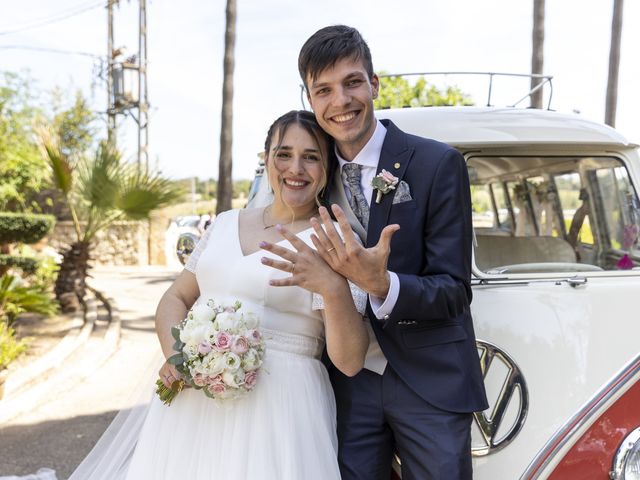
[369,272,399,320]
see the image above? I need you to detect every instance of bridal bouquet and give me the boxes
[156,299,265,405]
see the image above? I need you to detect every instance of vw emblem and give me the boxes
[472,340,528,456]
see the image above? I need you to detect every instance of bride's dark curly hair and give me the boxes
[263,110,337,209]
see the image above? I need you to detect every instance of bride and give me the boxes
[69,110,369,480]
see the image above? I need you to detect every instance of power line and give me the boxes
[0,0,106,37]
[0,44,102,58]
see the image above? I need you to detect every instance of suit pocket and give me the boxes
[401,323,468,349]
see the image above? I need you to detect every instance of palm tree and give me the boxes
[216,0,236,214]
[530,0,545,109]
[39,128,181,310]
[605,0,624,127]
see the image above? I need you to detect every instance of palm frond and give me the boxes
[116,169,183,220]
[37,126,73,195]
[77,141,123,211]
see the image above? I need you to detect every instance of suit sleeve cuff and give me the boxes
[369,272,400,320]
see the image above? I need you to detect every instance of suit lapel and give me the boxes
[367,120,414,247]
[329,168,367,242]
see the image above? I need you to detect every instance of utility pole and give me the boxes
[138,0,149,170]
[530,0,545,109]
[605,0,624,127]
[106,0,150,171]
[107,0,116,142]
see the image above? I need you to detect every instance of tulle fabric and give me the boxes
[70,349,339,479]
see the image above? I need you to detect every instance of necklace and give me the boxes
[262,206,289,229]
[261,206,315,229]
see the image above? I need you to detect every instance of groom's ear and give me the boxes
[371,74,380,100]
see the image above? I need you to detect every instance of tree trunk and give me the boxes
[605,0,624,127]
[216,0,236,214]
[54,240,91,312]
[530,0,545,109]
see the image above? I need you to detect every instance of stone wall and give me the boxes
[49,221,150,266]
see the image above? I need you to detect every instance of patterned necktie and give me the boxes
[341,163,370,230]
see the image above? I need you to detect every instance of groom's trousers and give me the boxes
[330,365,473,480]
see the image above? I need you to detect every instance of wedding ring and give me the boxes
[290,263,296,274]
[326,247,336,253]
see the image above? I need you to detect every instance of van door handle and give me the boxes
[566,276,587,288]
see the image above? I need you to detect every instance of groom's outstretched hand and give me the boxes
[311,205,399,299]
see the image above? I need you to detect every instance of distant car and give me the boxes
[166,215,201,266]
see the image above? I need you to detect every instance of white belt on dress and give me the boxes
[261,328,324,358]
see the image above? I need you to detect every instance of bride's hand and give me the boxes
[158,360,183,389]
[259,224,346,295]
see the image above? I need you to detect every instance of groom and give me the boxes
[298,26,488,479]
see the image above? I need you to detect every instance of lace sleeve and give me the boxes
[184,219,215,273]
[312,281,368,315]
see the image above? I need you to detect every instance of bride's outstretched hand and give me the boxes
[260,224,345,295]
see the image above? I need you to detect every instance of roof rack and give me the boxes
[377,71,554,110]
[299,72,554,110]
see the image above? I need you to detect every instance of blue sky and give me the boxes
[1,0,638,180]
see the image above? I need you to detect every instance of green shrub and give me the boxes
[0,254,39,275]
[0,274,58,326]
[0,212,55,245]
[0,322,27,371]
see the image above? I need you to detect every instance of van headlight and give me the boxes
[612,427,640,480]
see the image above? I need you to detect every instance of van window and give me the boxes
[469,156,640,274]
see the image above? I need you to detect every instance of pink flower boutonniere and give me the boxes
[371,169,399,203]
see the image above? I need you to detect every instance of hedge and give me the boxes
[0,255,39,275]
[0,212,55,245]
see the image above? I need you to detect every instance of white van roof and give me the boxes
[376,106,634,148]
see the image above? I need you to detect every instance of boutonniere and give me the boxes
[371,169,399,203]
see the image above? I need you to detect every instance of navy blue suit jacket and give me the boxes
[335,119,488,414]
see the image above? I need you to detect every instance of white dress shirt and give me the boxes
[336,120,401,374]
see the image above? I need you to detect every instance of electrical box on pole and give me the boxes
[106,0,149,171]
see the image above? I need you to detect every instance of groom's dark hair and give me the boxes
[298,25,374,92]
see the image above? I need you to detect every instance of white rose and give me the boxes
[207,353,226,376]
[189,303,215,324]
[243,312,259,329]
[215,312,237,332]
[224,352,241,371]
[184,343,199,359]
[179,323,198,345]
[222,369,245,388]
[241,348,262,371]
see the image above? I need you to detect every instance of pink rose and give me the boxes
[193,373,207,387]
[215,331,232,351]
[245,329,262,346]
[197,341,213,355]
[379,169,398,186]
[206,374,223,385]
[208,383,226,395]
[224,306,236,313]
[244,370,258,390]
[231,336,250,354]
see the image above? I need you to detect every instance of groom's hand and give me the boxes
[311,205,399,298]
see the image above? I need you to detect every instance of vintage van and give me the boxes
[378,105,640,479]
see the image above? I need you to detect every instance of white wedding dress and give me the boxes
[69,209,363,480]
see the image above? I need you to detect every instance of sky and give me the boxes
[1,0,639,180]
